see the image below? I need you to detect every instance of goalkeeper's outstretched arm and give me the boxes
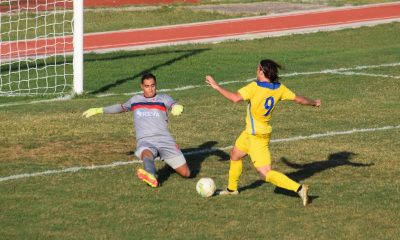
[82,104,127,118]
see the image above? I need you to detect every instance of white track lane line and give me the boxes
[1,125,399,183]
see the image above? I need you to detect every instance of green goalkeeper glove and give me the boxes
[82,108,104,118]
[171,104,183,116]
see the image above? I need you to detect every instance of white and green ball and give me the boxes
[196,177,216,198]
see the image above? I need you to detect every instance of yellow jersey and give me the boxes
[238,81,295,135]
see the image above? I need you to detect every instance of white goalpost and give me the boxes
[73,0,83,95]
[0,0,83,96]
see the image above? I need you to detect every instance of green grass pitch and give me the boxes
[1,22,399,239]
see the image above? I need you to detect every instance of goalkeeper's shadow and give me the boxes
[157,141,230,185]
[89,48,210,95]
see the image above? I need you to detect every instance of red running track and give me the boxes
[1,2,400,59]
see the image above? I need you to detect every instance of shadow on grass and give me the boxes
[238,179,265,192]
[274,151,374,201]
[90,48,209,94]
[156,141,229,186]
[239,151,373,202]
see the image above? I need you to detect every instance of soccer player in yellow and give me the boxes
[205,59,321,206]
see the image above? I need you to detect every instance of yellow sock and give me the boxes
[265,170,300,192]
[227,160,243,191]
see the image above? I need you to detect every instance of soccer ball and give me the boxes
[196,177,216,198]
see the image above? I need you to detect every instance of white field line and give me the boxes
[1,125,399,183]
[0,95,73,107]
[327,71,400,79]
[99,61,400,97]
[0,62,399,107]
[0,160,142,182]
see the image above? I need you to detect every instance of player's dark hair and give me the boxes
[141,73,157,84]
[259,59,282,83]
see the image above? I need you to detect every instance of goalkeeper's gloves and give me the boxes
[171,104,184,116]
[82,108,104,118]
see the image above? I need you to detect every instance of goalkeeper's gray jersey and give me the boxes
[122,94,176,140]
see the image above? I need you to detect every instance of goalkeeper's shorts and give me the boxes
[135,135,186,169]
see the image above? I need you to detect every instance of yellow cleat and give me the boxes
[136,168,158,188]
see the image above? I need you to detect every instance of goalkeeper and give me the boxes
[83,73,190,188]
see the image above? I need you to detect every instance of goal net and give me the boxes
[0,0,83,96]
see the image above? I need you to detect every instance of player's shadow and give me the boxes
[156,141,230,186]
[274,151,373,202]
[239,151,374,202]
[90,48,209,94]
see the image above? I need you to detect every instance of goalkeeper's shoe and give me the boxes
[217,188,239,196]
[297,184,309,206]
[137,168,158,188]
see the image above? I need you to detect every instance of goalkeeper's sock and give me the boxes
[227,160,243,191]
[265,170,300,192]
[143,157,157,177]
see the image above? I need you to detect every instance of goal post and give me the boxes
[0,0,84,96]
[73,0,83,95]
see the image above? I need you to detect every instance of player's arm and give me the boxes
[293,95,321,107]
[205,75,243,103]
[82,104,127,118]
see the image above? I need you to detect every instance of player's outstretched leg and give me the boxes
[137,154,158,187]
[265,170,310,206]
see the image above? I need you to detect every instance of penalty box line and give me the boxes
[0,62,398,107]
[1,125,399,183]
[101,61,400,97]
